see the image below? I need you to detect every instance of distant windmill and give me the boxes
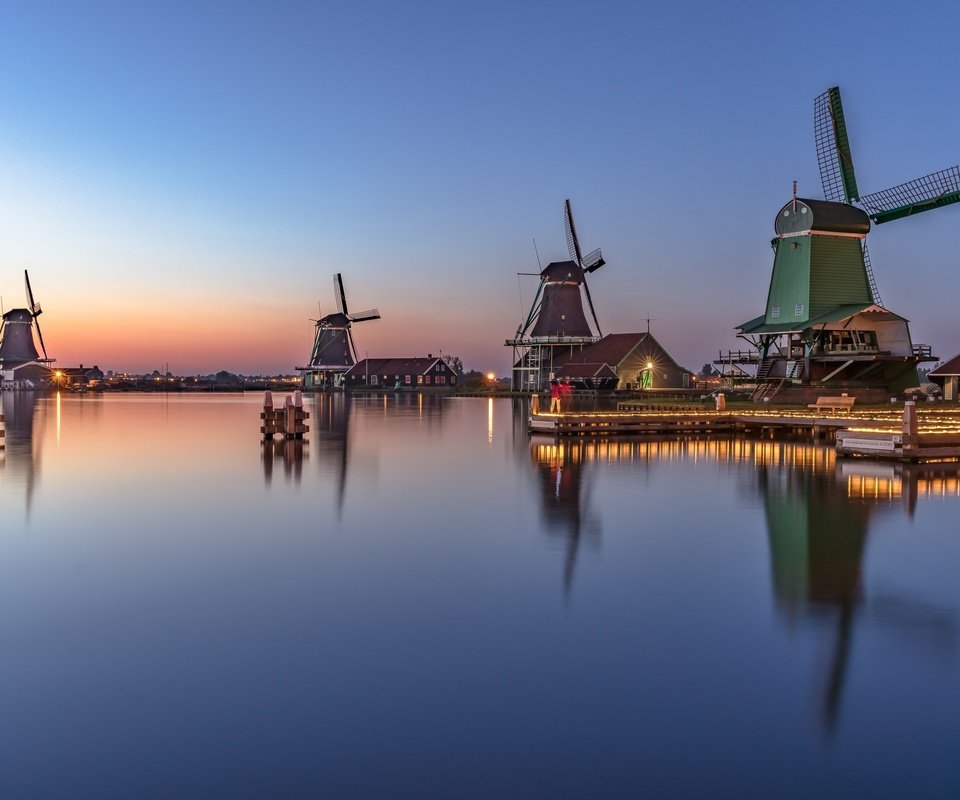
[814,86,960,304]
[507,199,606,391]
[297,273,380,390]
[0,270,53,367]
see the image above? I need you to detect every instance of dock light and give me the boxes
[486,372,495,381]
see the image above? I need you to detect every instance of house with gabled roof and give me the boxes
[928,353,960,401]
[342,355,458,391]
[552,332,691,391]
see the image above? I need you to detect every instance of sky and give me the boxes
[1,0,958,375]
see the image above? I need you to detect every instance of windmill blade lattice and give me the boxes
[347,308,381,322]
[334,273,348,315]
[24,269,48,360]
[860,165,960,224]
[564,199,583,265]
[861,241,882,307]
[814,87,860,204]
[582,247,605,273]
[581,276,602,338]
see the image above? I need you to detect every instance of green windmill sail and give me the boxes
[732,86,957,399]
[812,86,960,305]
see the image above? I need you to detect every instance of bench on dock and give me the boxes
[807,395,855,413]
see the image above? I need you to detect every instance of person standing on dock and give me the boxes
[560,378,573,411]
[550,379,561,413]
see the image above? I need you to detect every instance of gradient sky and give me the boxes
[1,0,958,374]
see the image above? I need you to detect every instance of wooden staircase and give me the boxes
[751,378,785,402]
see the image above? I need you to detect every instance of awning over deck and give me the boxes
[737,304,907,334]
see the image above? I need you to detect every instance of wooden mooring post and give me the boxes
[261,391,310,440]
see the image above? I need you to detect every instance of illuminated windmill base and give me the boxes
[508,336,599,392]
[297,321,353,390]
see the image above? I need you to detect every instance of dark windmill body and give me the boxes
[0,271,55,389]
[506,199,606,391]
[296,273,380,391]
[722,87,957,402]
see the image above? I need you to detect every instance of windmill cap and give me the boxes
[2,308,35,322]
[540,260,584,283]
[775,198,870,236]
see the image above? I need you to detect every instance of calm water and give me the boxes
[1,391,958,799]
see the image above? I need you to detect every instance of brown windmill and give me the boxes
[506,199,606,391]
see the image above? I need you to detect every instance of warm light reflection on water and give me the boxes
[0,393,957,797]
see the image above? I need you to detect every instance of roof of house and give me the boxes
[928,352,960,378]
[344,356,442,378]
[553,332,686,373]
[555,362,618,379]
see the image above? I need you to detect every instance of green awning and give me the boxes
[737,304,906,334]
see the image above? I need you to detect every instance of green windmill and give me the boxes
[733,86,959,401]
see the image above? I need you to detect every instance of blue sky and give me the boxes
[1,0,958,373]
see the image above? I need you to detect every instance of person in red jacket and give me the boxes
[559,378,573,410]
[549,379,561,413]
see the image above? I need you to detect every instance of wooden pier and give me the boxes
[529,400,960,462]
[836,402,960,462]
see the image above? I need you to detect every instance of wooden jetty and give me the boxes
[837,402,960,462]
[529,398,960,462]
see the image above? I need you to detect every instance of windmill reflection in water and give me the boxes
[1,391,44,516]
[526,435,959,732]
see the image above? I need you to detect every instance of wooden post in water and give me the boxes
[260,391,281,439]
[902,400,918,442]
[283,391,310,439]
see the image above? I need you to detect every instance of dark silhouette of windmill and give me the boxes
[0,271,53,369]
[297,273,380,390]
[529,437,601,598]
[1,390,43,517]
[506,199,606,391]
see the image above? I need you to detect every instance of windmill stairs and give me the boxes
[750,355,784,401]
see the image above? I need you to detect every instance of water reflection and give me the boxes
[311,393,350,515]
[757,453,959,735]
[262,439,306,486]
[529,439,601,597]
[523,433,959,735]
[1,391,42,514]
